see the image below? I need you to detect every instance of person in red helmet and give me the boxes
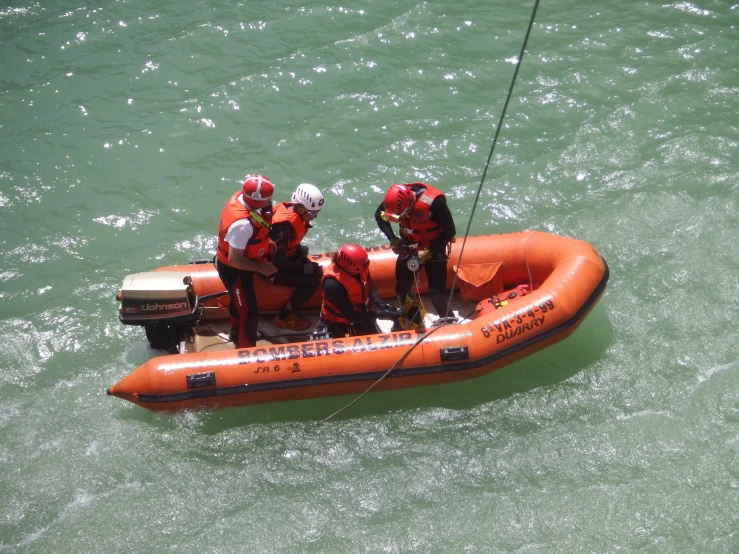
[374,182,456,316]
[216,174,278,348]
[269,183,325,331]
[318,244,401,337]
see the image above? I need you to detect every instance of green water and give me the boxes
[1,1,738,552]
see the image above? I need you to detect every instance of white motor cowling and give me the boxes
[118,271,197,351]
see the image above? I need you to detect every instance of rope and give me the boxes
[445,0,541,317]
[321,305,479,422]
[322,2,541,421]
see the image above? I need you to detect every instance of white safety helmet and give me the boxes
[292,183,324,213]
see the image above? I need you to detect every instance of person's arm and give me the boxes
[270,222,307,272]
[225,219,277,275]
[368,276,403,320]
[368,276,395,311]
[227,247,277,275]
[375,202,396,242]
[427,196,456,254]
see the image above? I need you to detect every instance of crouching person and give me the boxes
[318,244,401,337]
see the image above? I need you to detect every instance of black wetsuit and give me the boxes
[321,273,394,337]
[374,188,456,315]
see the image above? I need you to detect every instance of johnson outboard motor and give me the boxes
[118,271,201,352]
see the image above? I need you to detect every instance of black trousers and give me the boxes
[271,268,321,312]
[216,260,259,348]
[395,254,449,316]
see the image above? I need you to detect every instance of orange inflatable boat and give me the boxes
[107,232,608,411]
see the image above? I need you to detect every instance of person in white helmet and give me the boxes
[268,183,325,331]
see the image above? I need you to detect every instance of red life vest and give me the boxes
[270,203,309,257]
[320,264,372,324]
[216,191,272,265]
[398,183,444,248]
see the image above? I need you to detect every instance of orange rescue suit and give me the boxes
[320,265,372,324]
[216,191,272,265]
[270,203,309,257]
[398,183,444,249]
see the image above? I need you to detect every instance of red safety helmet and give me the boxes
[242,174,274,209]
[336,244,369,275]
[382,184,415,219]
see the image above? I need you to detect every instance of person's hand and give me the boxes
[377,307,404,320]
[303,262,322,276]
[268,240,277,256]
[390,237,403,255]
[418,249,432,264]
[259,261,278,277]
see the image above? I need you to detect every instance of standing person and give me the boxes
[216,174,277,348]
[319,244,401,337]
[270,183,325,331]
[374,182,456,317]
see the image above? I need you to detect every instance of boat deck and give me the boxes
[184,291,478,354]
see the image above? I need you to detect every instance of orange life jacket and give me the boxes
[398,183,444,248]
[270,203,309,257]
[320,264,372,324]
[216,191,272,265]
